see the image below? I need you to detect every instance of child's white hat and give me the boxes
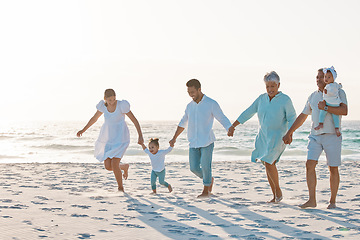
[323,66,337,80]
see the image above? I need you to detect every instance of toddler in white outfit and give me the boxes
[140,138,173,194]
[314,66,342,137]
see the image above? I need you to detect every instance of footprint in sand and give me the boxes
[31,196,49,205]
[31,201,47,205]
[89,196,105,201]
[200,222,213,226]
[71,205,91,209]
[297,224,310,227]
[71,214,89,218]
[22,220,33,225]
[41,208,63,212]
[91,217,106,221]
[160,207,174,212]
[77,233,95,239]
[9,204,28,209]
[19,185,39,189]
[98,230,112,233]
[168,225,205,236]
[36,196,50,201]
[177,212,199,221]
[111,223,145,229]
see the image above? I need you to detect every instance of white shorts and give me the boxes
[307,134,342,167]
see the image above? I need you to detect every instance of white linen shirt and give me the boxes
[178,95,232,148]
[144,147,173,172]
[302,89,347,136]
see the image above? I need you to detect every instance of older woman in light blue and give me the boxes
[228,71,296,203]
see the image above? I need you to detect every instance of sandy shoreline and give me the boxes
[1,160,359,239]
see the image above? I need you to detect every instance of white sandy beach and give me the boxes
[1,160,359,240]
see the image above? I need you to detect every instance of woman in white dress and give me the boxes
[77,89,144,191]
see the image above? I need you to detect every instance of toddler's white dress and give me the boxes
[94,100,130,162]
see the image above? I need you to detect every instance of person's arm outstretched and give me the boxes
[169,126,185,147]
[77,111,103,137]
[212,101,232,132]
[164,145,174,154]
[283,113,308,145]
[228,95,260,137]
[170,109,187,146]
[126,111,144,145]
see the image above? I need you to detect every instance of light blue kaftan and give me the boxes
[237,92,296,164]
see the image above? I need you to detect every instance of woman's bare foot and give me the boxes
[118,186,124,192]
[275,195,283,203]
[327,203,336,209]
[335,128,341,137]
[299,200,317,209]
[267,195,282,203]
[168,184,173,193]
[314,123,324,130]
[122,164,129,180]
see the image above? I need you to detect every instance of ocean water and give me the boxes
[0,120,359,164]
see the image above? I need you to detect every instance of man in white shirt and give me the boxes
[169,79,232,198]
[283,68,348,209]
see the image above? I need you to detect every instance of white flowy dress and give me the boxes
[94,100,131,162]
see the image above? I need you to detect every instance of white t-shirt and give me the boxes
[144,147,173,172]
[178,95,232,148]
[302,89,347,136]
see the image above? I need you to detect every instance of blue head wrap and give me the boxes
[323,66,337,80]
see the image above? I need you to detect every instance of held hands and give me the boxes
[282,132,293,145]
[138,135,144,145]
[318,100,327,110]
[169,138,176,147]
[227,125,235,137]
[139,142,147,150]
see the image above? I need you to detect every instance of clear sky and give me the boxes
[1,0,359,123]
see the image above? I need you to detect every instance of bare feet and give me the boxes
[197,192,210,198]
[168,184,173,193]
[197,186,211,198]
[335,128,341,137]
[314,123,324,130]
[267,195,283,203]
[122,164,129,180]
[327,203,336,209]
[118,187,124,192]
[150,191,156,195]
[209,177,214,193]
[299,200,317,209]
